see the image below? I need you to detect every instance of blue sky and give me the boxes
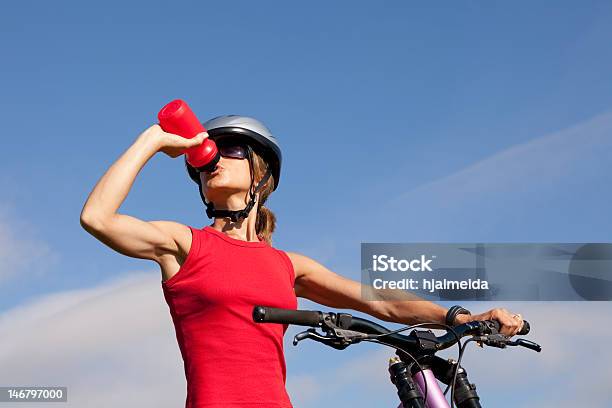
[1,1,611,407]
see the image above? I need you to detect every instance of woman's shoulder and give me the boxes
[277,250,310,275]
[281,250,306,262]
[279,251,327,280]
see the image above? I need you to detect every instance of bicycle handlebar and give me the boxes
[254,306,323,327]
[253,305,541,408]
[252,305,535,352]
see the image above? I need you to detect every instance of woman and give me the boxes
[80,115,524,407]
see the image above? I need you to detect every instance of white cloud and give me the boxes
[366,109,612,244]
[390,110,612,204]
[0,271,186,408]
[0,203,58,285]
[461,301,612,407]
[1,266,610,406]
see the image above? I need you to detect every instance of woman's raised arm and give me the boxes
[79,124,205,263]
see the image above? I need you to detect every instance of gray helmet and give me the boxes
[185,115,282,191]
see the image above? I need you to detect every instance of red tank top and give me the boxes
[161,225,297,408]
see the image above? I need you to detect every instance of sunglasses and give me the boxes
[195,141,253,174]
[218,143,249,160]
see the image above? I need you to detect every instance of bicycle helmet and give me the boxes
[185,115,282,222]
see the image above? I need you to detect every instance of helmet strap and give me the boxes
[198,147,272,223]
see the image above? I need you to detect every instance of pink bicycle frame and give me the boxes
[395,368,450,408]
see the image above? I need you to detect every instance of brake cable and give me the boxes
[366,322,464,408]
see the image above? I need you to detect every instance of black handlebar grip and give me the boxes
[252,306,323,327]
[488,319,530,335]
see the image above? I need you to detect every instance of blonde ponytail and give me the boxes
[256,204,276,246]
[251,150,277,245]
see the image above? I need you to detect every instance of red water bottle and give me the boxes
[157,99,220,172]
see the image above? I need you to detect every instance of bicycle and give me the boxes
[252,305,541,408]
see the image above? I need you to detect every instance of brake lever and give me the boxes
[474,334,542,353]
[293,329,352,350]
[293,329,320,345]
[506,338,542,352]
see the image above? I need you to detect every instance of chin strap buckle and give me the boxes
[198,167,272,223]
